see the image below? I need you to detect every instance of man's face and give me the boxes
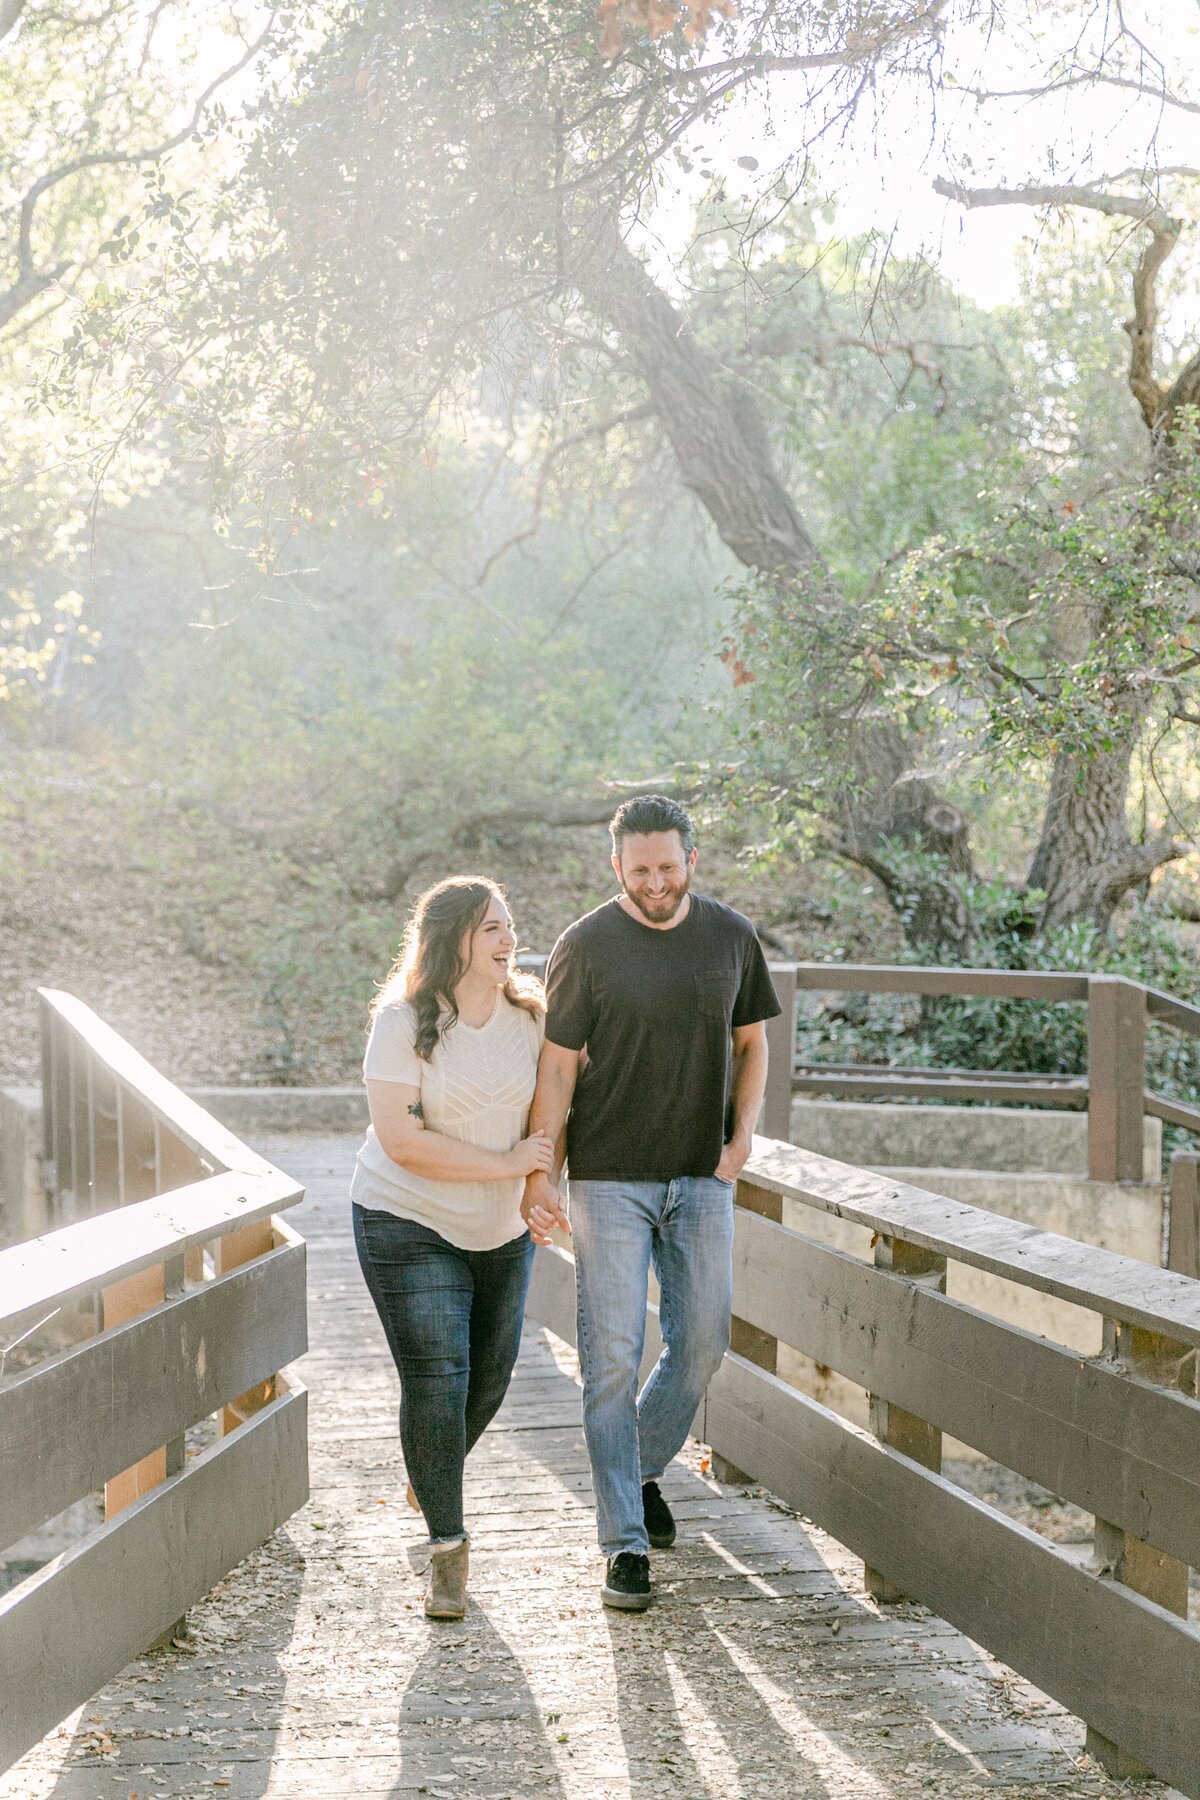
[613,830,697,925]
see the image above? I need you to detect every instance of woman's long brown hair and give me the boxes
[371,876,544,1061]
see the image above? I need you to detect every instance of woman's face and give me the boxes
[460,893,516,987]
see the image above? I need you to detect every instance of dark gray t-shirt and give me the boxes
[544,894,781,1180]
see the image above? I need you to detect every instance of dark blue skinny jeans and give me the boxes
[352,1205,535,1543]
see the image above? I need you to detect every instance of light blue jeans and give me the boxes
[569,1177,734,1555]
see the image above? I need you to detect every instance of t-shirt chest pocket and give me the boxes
[694,970,736,1021]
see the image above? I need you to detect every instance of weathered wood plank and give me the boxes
[0,1166,302,1337]
[1087,1320,1193,1779]
[743,1138,1200,1345]
[215,1219,280,1434]
[703,1352,1200,1796]
[863,1232,945,1603]
[1087,976,1146,1183]
[1146,984,1200,1037]
[1147,1088,1200,1136]
[790,962,1090,1000]
[37,989,281,1178]
[791,1069,1088,1106]
[730,1206,1200,1568]
[1170,1152,1200,1279]
[0,1231,306,1551]
[0,1379,308,1772]
[761,963,796,1139]
[100,1261,167,1520]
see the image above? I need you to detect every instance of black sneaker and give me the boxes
[642,1480,676,1549]
[602,1552,652,1611]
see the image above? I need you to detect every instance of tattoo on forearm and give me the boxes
[407,1100,424,1121]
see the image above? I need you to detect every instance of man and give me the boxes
[521,794,780,1612]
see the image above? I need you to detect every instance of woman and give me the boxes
[350,876,553,1621]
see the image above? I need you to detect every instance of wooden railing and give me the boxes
[526,1137,1200,1795]
[757,962,1200,1275]
[0,991,309,1772]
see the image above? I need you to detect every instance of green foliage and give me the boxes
[719,420,1200,857]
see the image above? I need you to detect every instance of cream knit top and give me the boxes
[349,994,543,1251]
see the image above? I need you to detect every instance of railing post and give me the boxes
[101,1264,167,1518]
[215,1221,278,1433]
[864,1234,946,1604]
[762,964,797,1142]
[1086,1319,1194,1778]
[1168,1151,1200,1279]
[710,1178,781,1485]
[104,1089,166,1519]
[1087,976,1146,1182]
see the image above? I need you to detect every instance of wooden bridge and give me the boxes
[4,979,1200,1797]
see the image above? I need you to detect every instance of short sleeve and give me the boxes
[363,1002,422,1084]
[732,932,782,1029]
[544,932,594,1052]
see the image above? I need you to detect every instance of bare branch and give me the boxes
[375,777,698,902]
[934,176,1187,433]
[472,400,655,588]
[932,176,1177,233]
[950,72,1200,119]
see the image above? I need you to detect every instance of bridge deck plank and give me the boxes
[1,1135,1177,1800]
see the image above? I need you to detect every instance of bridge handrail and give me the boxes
[525,1132,1200,1793]
[744,1136,1200,1345]
[0,1167,299,1339]
[757,962,1200,1201]
[0,992,308,1775]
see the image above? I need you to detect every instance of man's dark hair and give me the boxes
[609,794,695,860]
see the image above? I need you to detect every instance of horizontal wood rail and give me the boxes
[756,962,1200,1185]
[793,1065,1089,1108]
[0,991,309,1773]
[526,1136,1200,1794]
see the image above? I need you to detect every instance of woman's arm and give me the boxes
[367,1080,552,1182]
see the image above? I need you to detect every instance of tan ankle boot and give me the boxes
[425,1537,468,1620]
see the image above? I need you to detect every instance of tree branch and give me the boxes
[0,0,27,40]
[5,18,274,322]
[932,176,1177,232]
[374,778,697,901]
[950,73,1200,118]
[1101,832,1188,901]
[1124,217,1180,427]
[471,401,655,588]
[934,176,1185,435]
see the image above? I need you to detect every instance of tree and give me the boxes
[44,0,1200,945]
[0,0,275,713]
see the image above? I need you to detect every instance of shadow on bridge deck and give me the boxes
[2,1134,1170,1800]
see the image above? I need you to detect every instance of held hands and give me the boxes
[506,1129,556,1178]
[521,1168,571,1246]
[714,1130,751,1185]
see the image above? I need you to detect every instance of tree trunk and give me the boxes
[1026,730,1179,932]
[578,221,977,950]
[581,225,826,581]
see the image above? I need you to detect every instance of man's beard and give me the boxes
[620,869,692,924]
